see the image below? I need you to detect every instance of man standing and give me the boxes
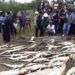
[69,11,75,35]
[52,11,59,34]
[63,11,71,36]
[41,13,49,36]
[1,12,11,44]
[35,12,43,37]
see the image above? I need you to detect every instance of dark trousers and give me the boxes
[2,25,10,43]
[55,24,59,34]
[69,23,75,35]
[58,24,63,34]
[35,26,44,37]
[0,24,1,32]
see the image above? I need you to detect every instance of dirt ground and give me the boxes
[0,35,75,75]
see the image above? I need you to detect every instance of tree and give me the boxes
[31,0,41,10]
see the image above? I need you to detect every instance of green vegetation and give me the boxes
[0,2,32,12]
[0,0,41,12]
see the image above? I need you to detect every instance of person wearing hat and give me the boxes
[35,12,43,37]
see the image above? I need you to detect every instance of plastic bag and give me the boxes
[47,24,55,34]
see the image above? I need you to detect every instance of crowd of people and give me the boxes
[0,11,16,44]
[34,1,75,37]
[0,11,31,45]
[1,1,75,45]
